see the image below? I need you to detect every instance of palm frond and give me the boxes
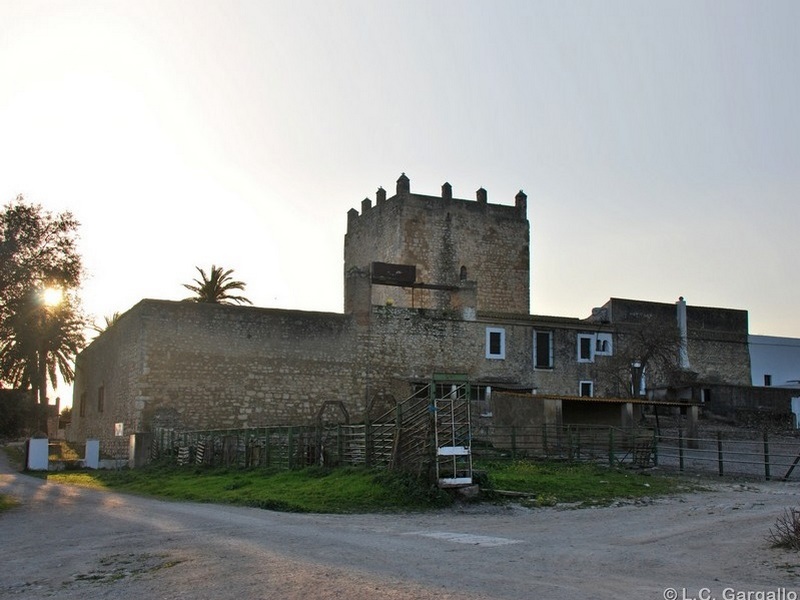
[182,264,252,305]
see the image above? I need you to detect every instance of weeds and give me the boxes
[768,508,800,550]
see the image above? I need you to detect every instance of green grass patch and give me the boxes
[48,440,83,461]
[44,465,452,513]
[0,493,19,512]
[481,460,687,506]
[38,460,690,513]
[42,472,110,489]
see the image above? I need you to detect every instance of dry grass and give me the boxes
[768,507,800,550]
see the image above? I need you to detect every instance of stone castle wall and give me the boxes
[71,300,366,438]
[72,300,556,437]
[69,307,146,443]
[530,324,618,397]
[363,306,536,407]
[136,302,362,430]
[597,298,751,387]
[685,304,751,384]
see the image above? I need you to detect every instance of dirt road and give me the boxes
[2,452,800,599]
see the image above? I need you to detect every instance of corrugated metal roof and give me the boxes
[514,393,702,407]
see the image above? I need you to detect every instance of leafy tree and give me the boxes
[182,265,252,305]
[0,197,86,403]
[0,196,82,315]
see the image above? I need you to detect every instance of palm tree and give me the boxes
[91,311,122,335]
[0,288,85,404]
[182,265,252,305]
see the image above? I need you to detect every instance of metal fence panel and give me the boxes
[147,424,800,482]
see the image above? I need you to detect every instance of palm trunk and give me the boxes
[37,346,47,405]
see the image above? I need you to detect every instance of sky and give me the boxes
[1,1,799,406]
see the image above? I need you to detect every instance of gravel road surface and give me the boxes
[2,452,800,599]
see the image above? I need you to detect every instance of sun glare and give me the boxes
[42,287,63,307]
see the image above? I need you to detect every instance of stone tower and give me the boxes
[344,173,530,316]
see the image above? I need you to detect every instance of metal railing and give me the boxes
[655,429,800,480]
[471,424,657,468]
[148,423,800,481]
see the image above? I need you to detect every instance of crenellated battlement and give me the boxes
[344,173,531,316]
[346,173,527,231]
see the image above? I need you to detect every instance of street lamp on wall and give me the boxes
[631,360,643,398]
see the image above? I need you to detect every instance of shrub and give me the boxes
[768,508,800,550]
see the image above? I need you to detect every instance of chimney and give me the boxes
[376,186,386,205]
[676,296,690,369]
[476,187,487,204]
[442,182,452,200]
[361,197,372,213]
[396,172,410,196]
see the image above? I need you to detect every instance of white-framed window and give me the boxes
[486,327,506,359]
[533,330,554,369]
[579,381,594,397]
[578,332,613,362]
[595,332,613,356]
[577,334,594,362]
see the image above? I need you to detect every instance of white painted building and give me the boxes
[749,335,800,427]
[749,335,800,388]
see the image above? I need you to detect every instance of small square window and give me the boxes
[486,327,506,359]
[579,381,594,397]
[764,374,772,387]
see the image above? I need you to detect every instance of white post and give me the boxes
[84,439,100,469]
[27,438,49,471]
